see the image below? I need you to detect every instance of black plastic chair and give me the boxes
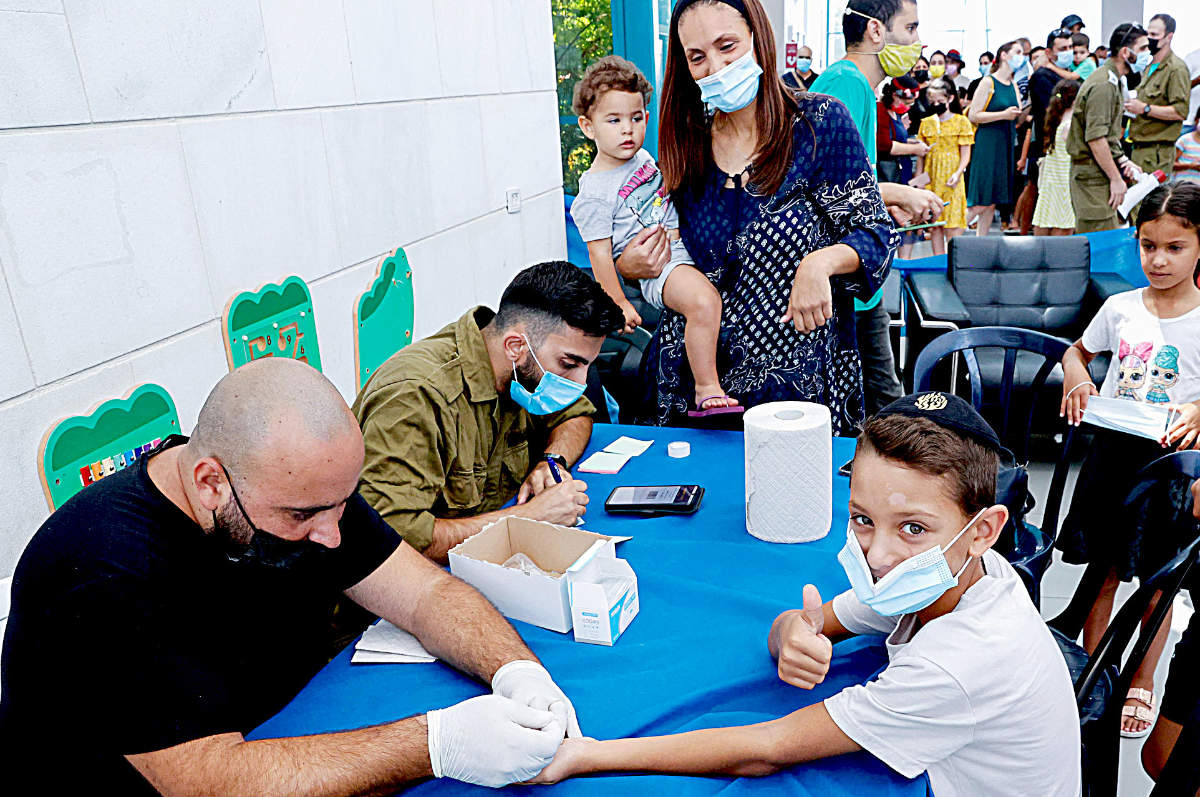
[1150,697,1200,796]
[912,326,1075,606]
[1049,451,1200,797]
[594,326,653,424]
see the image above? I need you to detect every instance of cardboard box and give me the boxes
[569,555,639,646]
[448,517,626,633]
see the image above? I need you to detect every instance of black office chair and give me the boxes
[904,236,1129,394]
[1048,451,1200,797]
[912,326,1077,606]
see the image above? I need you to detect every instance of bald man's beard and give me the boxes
[210,499,319,570]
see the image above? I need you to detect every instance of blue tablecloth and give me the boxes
[251,424,931,796]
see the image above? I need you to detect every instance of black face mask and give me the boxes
[1147,37,1161,55]
[914,69,930,82]
[931,102,949,115]
[213,464,324,570]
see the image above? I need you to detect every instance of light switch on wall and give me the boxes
[506,188,521,214]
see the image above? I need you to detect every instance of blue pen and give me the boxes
[545,455,564,484]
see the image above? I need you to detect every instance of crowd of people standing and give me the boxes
[785,12,1200,248]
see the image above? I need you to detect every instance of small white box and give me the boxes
[569,555,639,646]
[448,517,624,633]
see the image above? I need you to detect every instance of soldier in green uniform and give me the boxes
[1125,14,1192,176]
[1067,22,1148,232]
[352,262,623,562]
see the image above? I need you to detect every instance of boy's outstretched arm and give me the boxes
[532,702,859,783]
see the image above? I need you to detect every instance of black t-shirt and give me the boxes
[781,69,819,91]
[1028,66,1077,156]
[0,437,401,791]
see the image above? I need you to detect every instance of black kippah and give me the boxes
[874,392,1006,454]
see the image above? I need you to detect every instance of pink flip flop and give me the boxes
[688,396,745,419]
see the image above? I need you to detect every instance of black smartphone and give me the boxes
[605,485,704,515]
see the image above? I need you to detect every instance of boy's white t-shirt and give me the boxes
[825,550,1081,797]
[1081,288,1200,404]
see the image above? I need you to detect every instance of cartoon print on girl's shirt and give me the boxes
[618,160,671,228]
[1146,345,1181,404]
[1115,340,1153,401]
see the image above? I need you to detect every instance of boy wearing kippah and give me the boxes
[533,393,1081,796]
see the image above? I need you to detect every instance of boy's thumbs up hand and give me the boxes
[776,585,833,690]
[802,584,825,634]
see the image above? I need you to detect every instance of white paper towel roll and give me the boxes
[744,401,832,543]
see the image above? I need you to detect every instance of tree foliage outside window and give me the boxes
[553,0,613,196]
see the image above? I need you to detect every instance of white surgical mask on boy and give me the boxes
[837,508,987,616]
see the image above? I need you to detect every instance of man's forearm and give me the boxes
[545,415,591,466]
[1144,104,1186,122]
[1087,138,1123,181]
[428,506,533,562]
[406,566,538,682]
[127,718,431,797]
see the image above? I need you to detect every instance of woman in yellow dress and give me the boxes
[916,79,975,255]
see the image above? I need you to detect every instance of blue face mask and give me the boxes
[1007,53,1028,73]
[697,42,764,113]
[836,509,986,616]
[794,57,812,73]
[1056,50,1074,69]
[1129,49,1153,74]
[509,335,586,415]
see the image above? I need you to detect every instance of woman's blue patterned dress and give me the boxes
[642,93,899,435]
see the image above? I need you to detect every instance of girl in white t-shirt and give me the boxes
[1058,181,1200,738]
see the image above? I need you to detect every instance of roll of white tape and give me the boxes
[667,441,691,458]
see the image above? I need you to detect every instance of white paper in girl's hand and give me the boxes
[1081,396,1173,441]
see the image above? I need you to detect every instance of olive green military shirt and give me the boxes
[1129,52,1191,143]
[1067,61,1124,176]
[352,307,595,551]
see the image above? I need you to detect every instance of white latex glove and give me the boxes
[491,659,582,738]
[426,695,563,788]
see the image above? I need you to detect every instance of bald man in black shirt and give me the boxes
[1,359,578,795]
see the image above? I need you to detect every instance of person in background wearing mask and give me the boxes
[1072,32,1097,80]
[967,50,993,101]
[809,0,944,416]
[1013,36,1034,101]
[781,44,820,90]
[928,49,946,80]
[1094,45,1108,63]
[1125,14,1191,179]
[1016,29,1081,236]
[1062,13,1085,36]
[1066,22,1148,232]
[945,49,971,94]
[0,358,584,794]
[877,76,930,257]
[354,262,623,562]
[966,41,1028,237]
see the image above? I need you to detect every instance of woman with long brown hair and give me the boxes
[626,0,897,433]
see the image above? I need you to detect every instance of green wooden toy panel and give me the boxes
[40,383,180,510]
[224,276,322,372]
[356,248,415,391]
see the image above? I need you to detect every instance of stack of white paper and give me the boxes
[577,436,653,474]
[352,620,437,665]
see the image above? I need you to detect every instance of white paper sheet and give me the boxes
[353,620,436,663]
[576,450,634,474]
[351,649,436,665]
[602,436,653,456]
